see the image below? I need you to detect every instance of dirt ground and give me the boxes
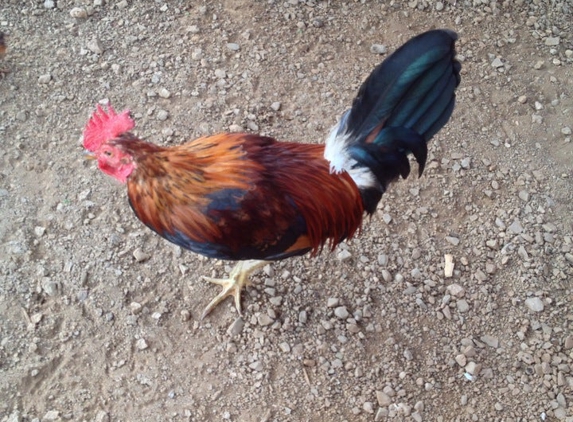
[1,1,572,421]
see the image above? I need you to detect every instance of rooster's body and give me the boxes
[83,30,461,318]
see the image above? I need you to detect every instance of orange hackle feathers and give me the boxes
[83,104,135,152]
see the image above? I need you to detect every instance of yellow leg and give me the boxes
[200,260,267,320]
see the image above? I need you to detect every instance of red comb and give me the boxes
[83,104,135,151]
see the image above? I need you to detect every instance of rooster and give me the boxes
[83,30,461,319]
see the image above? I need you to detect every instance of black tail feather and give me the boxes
[334,29,460,213]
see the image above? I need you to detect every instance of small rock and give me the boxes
[544,37,560,46]
[38,74,52,84]
[455,354,467,367]
[447,283,465,297]
[226,43,240,51]
[227,317,244,336]
[363,402,374,414]
[158,88,171,99]
[480,334,499,348]
[43,410,60,421]
[279,342,290,353]
[370,44,387,54]
[337,249,352,261]
[525,297,544,312]
[214,69,226,79]
[133,248,150,262]
[518,190,529,201]
[257,314,274,326]
[191,48,203,60]
[376,391,392,406]
[70,7,88,18]
[327,298,339,307]
[229,124,243,132]
[136,338,148,350]
[465,361,481,375]
[44,0,55,8]
[94,411,110,422]
[564,335,573,350]
[130,302,142,314]
[491,57,504,68]
[41,278,59,296]
[508,220,523,234]
[87,38,104,54]
[148,105,166,119]
[445,236,460,246]
[456,299,469,313]
[116,0,128,9]
[270,102,281,111]
[334,306,349,319]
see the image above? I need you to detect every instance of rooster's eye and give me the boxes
[104,150,112,157]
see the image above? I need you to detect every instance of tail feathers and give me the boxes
[345,29,459,143]
[349,127,427,214]
[324,29,460,213]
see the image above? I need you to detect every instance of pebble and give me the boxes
[370,44,387,55]
[70,7,88,18]
[491,57,504,68]
[158,88,171,99]
[456,299,469,313]
[87,38,104,54]
[157,109,169,121]
[44,0,55,8]
[41,278,59,296]
[525,297,544,312]
[94,411,109,422]
[455,354,467,367]
[229,124,243,132]
[43,410,60,421]
[129,302,142,314]
[116,0,128,9]
[447,283,465,297]
[270,102,281,111]
[480,334,499,348]
[544,37,560,46]
[132,248,150,262]
[334,306,349,319]
[136,338,148,350]
[508,220,523,234]
[226,43,240,51]
[38,74,52,84]
[327,298,339,307]
[564,335,573,350]
[445,236,460,246]
[518,190,529,201]
[376,391,392,406]
[227,317,244,337]
[337,249,352,261]
[257,314,274,326]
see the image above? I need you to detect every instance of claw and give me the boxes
[200,260,267,320]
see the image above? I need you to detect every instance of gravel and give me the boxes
[1,1,572,421]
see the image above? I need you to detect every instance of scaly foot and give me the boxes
[200,260,267,319]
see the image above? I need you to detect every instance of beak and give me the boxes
[84,151,96,161]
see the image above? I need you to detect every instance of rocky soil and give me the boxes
[0,1,572,421]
